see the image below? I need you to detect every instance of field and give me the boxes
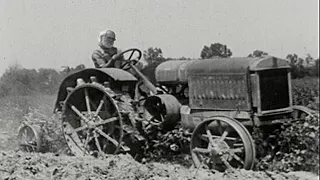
[0,77,319,180]
[292,77,319,110]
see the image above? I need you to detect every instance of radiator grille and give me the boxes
[260,70,290,111]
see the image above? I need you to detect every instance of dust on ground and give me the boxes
[0,95,55,150]
[0,150,318,180]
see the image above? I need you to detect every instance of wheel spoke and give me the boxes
[84,88,91,114]
[74,125,88,132]
[193,150,208,168]
[220,131,229,141]
[201,134,237,141]
[66,131,85,151]
[94,117,118,127]
[228,152,244,165]
[21,128,36,145]
[194,150,213,169]
[95,128,119,146]
[193,147,211,154]
[94,131,104,156]
[71,105,90,124]
[231,147,244,153]
[24,128,31,141]
[21,129,28,143]
[198,134,209,142]
[94,100,105,116]
[206,128,215,145]
[232,143,244,147]
[220,157,234,170]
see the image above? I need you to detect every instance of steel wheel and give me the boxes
[292,105,319,121]
[190,116,255,171]
[18,124,42,152]
[62,83,123,157]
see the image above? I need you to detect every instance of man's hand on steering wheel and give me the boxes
[101,48,142,70]
[117,48,143,70]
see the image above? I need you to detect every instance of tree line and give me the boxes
[0,43,318,97]
[0,64,86,98]
[143,44,319,79]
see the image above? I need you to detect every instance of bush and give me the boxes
[255,77,319,174]
[292,77,319,110]
[0,65,39,97]
[255,115,319,174]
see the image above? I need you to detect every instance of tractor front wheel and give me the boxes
[190,116,255,171]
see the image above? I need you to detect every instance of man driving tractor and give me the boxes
[91,30,124,68]
[91,29,145,71]
[91,29,156,96]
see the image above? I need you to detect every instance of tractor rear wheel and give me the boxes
[190,116,255,171]
[62,83,124,157]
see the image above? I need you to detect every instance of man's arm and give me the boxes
[101,57,116,68]
[102,49,124,68]
[91,50,106,68]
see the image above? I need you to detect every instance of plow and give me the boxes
[17,48,319,171]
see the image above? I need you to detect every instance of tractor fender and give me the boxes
[54,68,137,112]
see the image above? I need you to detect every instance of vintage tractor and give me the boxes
[18,48,318,171]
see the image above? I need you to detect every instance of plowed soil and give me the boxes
[0,95,319,180]
[0,150,318,180]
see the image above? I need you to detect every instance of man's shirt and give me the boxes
[91,47,119,68]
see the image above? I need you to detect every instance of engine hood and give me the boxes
[155,56,290,83]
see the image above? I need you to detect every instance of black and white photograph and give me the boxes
[0,1,319,179]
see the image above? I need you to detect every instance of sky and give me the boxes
[0,0,318,75]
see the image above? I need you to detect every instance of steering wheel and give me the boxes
[111,48,142,70]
